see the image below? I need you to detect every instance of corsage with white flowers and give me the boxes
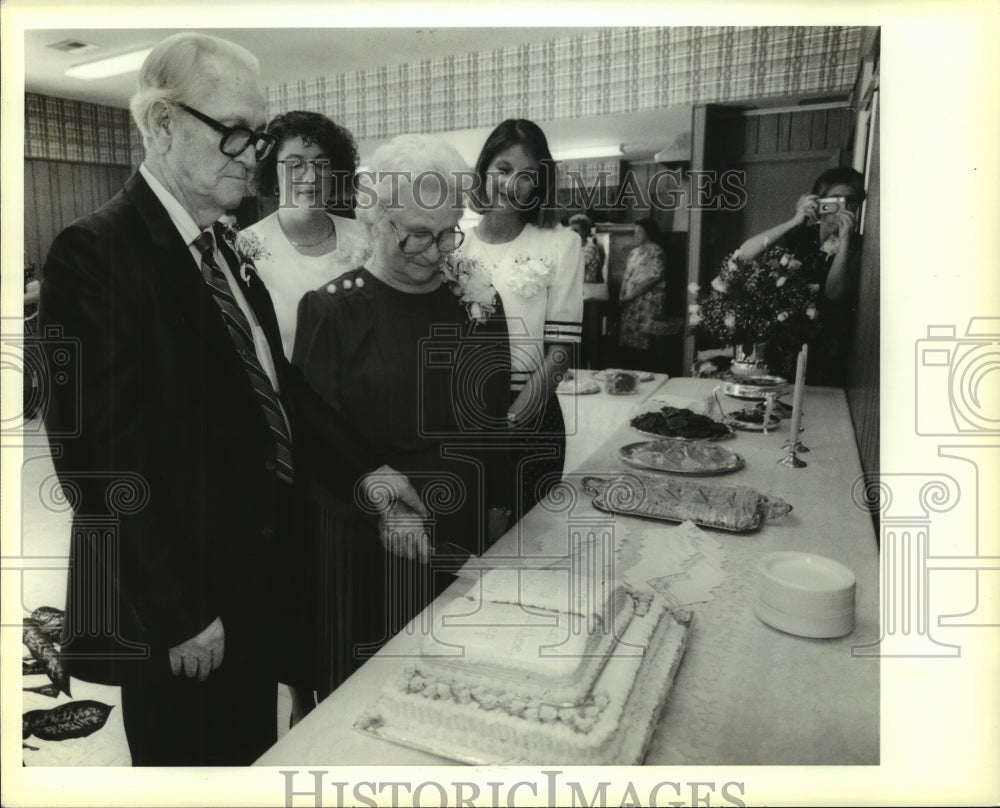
[439,253,499,325]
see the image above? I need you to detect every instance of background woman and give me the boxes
[246,110,367,358]
[617,217,669,372]
[460,119,583,519]
[292,134,512,699]
[732,166,865,384]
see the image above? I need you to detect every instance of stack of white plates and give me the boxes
[755,551,856,638]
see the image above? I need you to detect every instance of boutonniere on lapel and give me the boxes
[439,253,498,325]
[219,224,269,285]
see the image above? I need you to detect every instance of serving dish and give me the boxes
[724,408,782,431]
[618,439,745,476]
[718,375,790,400]
[582,474,792,533]
[556,379,601,395]
[590,368,656,383]
[630,406,734,441]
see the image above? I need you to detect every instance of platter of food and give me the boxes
[618,438,745,476]
[718,375,790,400]
[630,406,734,441]
[556,378,601,395]
[724,407,782,431]
[582,473,792,532]
[591,368,656,383]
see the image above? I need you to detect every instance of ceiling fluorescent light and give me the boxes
[65,48,153,80]
[554,144,624,161]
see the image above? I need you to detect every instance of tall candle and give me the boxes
[788,346,806,445]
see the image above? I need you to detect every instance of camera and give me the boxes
[1,322,81,439]
[816,197,848,216]
[915,318,1000,435]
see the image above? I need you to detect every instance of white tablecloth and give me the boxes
[256,377,878,766]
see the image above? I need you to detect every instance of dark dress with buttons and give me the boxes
[292,267,512,697]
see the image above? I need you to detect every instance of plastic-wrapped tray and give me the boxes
[619,439,745,476]
[583,474,792,533]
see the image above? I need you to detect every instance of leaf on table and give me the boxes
[22,626,71,697]
[22,701,113,742]
[23,682,62,698]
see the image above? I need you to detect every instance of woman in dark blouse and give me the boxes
[292,134,512,700]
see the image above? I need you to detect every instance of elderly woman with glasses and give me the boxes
[291,134,513,701]
[244,111,368,359]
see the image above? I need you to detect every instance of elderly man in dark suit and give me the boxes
[38,32,421,766]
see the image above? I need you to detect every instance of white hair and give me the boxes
[355,134,469,235]
[129,32,261,147]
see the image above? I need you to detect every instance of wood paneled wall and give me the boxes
[24,159,131,273]
[845,105,880,480]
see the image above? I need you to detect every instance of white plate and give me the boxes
[755,600,854,639]
[758,551,856,594]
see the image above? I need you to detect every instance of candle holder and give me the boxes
[778,439,808,468]
[762,392,778,435]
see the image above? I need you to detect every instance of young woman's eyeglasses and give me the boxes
[278,158,335,178]
[177,103,276,161]
[388,220,465,255]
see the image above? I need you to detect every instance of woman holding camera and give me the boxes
[292,134,512,700]
[730,167,865,385]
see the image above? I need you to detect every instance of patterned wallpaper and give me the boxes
[265,26,863,140]
[24,93,142,167]
[24,26,862,167]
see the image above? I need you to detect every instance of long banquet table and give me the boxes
[256,376,879,766]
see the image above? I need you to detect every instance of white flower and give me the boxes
[775,276,787,288]
[687,303,701,314]
[723,312,737,331]
[507,254,555,298]
[808,283,821,294]
[711,276,728,294]
[687,282,701,295]
[787,258,803,270]
[779,253,790,267]
[232,229,269,262]
[777,312,789,322]
[806,306,817,320]
[726,259,739,272]
[688,311,702,326]
[439,253,499,324]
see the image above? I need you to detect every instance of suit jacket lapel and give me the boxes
[214,223,287,372]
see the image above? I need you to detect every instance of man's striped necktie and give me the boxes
[194,230,293,484]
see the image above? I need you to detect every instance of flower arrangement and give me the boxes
[687,246,821,349]
[506,254,554,299]
[439,253,499,325]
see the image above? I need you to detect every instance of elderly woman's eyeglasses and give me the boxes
[177,103,276,161]
[388,220,465,255]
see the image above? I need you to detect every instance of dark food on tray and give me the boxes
[606,370,639,395]
[631,406,732,439]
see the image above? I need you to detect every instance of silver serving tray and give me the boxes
[718,376,791,400]
[725,413,781,431]
[582,474,792,533]
[618,439,745,476]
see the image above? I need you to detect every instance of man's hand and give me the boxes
[379,500,431,563]
[361,465,429,518]
[168,616,224,681]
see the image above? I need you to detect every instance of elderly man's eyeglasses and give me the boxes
[177,103,276,161]
[388,220,465,255]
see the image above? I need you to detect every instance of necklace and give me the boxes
[281,216,335,248]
